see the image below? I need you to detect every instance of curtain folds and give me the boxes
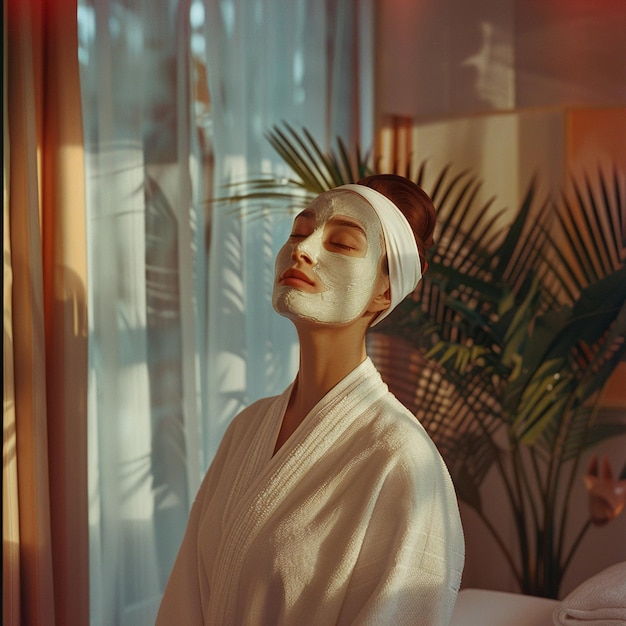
[4,1,88,625]
[79,0,208,623]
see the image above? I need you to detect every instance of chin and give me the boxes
[272,303,358,328]
[272,287,366,327]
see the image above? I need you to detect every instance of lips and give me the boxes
[280,267,316,287]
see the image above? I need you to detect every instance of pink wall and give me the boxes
[376,0,626,119]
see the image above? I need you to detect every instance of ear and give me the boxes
[367,276,391,314]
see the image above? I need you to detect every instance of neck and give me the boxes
[272,317,371,456]
[290,322,368,418]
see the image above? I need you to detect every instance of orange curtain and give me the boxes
[3,0,88,625]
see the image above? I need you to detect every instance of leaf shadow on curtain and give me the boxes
[144,173,191,588]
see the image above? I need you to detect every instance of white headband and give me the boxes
[336,184,422,325]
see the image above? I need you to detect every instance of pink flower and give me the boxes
[583,455,626,526]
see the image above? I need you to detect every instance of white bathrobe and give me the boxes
[157,358,464,625]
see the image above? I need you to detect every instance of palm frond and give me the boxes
[268,124,334,192]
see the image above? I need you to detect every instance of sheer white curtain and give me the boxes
[79,0,371,623]
[79,0,207,623]
[203,0,373,462]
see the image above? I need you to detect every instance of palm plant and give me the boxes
[419,168,626,597]
[231,123,626,597]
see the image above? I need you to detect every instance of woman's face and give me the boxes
[273,189,386,326]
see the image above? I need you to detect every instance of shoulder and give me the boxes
[366,393,463,532]
[192,394,283,503]
[370,392,444,466]
[357,392,459,500]
[223,394,281,437]
[353,392,464,556]
[203,393,283,470]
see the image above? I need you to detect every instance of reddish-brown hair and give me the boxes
[357,174,436,272]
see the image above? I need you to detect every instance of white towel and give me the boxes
[553,562,626,625]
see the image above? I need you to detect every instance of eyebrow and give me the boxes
[294,210,367,236]
[328,216,366,236]
[295,209,315,220]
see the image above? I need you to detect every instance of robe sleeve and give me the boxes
[155,420,239,626]
[338,450,465,626]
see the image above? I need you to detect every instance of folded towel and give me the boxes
[553,562,626,625]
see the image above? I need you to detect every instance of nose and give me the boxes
[292,239,317,265]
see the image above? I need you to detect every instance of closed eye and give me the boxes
[329,241,355,251]
[324,217,367,255]
[325,229,365,255]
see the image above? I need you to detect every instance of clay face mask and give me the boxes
[272,190,385,325]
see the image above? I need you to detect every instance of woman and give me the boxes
[157,174,465,625]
